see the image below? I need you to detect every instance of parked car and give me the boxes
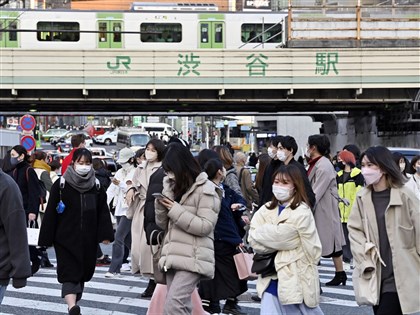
[52,130,93,147]
[388,147,420,162]
[41,128,68,142]
[94,130,118,146]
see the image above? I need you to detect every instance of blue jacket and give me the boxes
[214,184,247,245]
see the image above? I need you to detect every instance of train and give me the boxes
[0,9,286,50]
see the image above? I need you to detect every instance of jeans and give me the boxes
[0,285,7,304]
[108,216,132,273]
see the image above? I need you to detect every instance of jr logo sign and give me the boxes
[107,56,131,73]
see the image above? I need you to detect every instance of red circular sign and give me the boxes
[21,135,36,152]
[20,115,36,132]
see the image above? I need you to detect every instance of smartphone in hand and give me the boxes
[152,192,173,202]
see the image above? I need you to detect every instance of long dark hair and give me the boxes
[162,143,201,200]
[203,158,223,181]
[267,164,310,210]
[255,153,270,192]
[361,146,405,188]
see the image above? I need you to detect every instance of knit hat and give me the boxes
[339,150,356,167]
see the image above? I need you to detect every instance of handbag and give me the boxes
[233,247,257,280]
[27,220,40,246]
[150,230,166,285]
[251,251,277,278]
[352,208,385,306]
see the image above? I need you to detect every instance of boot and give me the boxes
[40,249,54,268]
[325,271,347,286]
[222,298,247,315]
[140,279,156,298]
[31,260,40,276]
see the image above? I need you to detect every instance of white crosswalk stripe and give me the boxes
[1,258,360,314]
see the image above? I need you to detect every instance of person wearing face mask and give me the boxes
[391,152,418,198]
[60,134,86,175]
[39,148,114,315]
[407,155,420,199]
[126,139,166,298]
[249,165,323,315]
[306,135,346,287]
[335,150,364,269]
[258,136,284,208]
[155,143,222,315]
[277,136,316,209]
[8,145,44,276]
[348,146,420,315]
[198,156,248,315]
[104,148,137,279]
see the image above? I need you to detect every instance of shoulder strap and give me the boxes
[60,176,66,189]
[95,178,101,190]
[238,167,245,186]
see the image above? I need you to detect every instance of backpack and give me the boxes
[59,176,100,190]
[33,168,48,211]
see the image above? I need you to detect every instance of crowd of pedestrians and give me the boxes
[0,133,419,315]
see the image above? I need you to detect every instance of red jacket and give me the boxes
[61,148,76,175]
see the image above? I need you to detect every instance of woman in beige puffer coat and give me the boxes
[155,143,222,315]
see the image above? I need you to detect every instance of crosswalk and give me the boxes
[0,258,366,315]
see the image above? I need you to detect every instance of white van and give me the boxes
[137,123,178,140]
[117,128,150,152]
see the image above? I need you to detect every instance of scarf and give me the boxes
[63,165,96,194]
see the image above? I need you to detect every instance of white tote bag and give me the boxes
[27,221,40,246]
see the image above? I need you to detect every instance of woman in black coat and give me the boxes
[39,148,114,315]
[9,145,43,275]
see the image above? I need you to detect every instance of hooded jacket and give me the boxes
[155,172,222,279]
[336,167,364,223]
[0,169,31,288]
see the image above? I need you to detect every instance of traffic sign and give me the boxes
[20,114,36,131]
[21,135,36,152]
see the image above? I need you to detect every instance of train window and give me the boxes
[7,21,18,41]
[241,23,282,43]
[37,22,80,42]
[113,22,122,42]
[200,23,209,43]
[214,23,223,43]
[99,22,107,42]
[140,23,182,43]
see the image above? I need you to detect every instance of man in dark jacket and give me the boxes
[277,136,316,209]
[0,169,31,304]
[258,136,283,208]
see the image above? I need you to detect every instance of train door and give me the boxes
[0,19,19,48]
[199,21,225,48]
[97,20,123,48]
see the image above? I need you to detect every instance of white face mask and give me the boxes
[272,185,293,202]
[416,166,420,174]
[362,167,383,186]
[277,150,288,162]
[145,150,158,162]
[75,164,92,176]
[399,163,405,172]
[267,147,276,159]
[140,160,147,168]
[121,163,132,170]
